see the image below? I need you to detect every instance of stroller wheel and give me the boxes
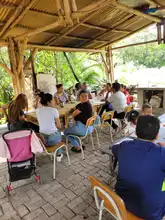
[35,175,41,184]
[5,185,12,197]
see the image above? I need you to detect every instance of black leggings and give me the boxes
[108,111,125,129]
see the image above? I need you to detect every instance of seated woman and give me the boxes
[36,93,63,162]
[8,93,39,132]
[64,90,93,153]
[54,84,68,106]
[8,94,29,131]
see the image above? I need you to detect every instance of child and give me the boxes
[112,115,165,219]
[141,103,152,116]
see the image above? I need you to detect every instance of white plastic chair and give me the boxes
[66,116,100,160]
[40,141,71,179]
[101,111,114,142]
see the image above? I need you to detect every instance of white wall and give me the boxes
[37,74,57,95]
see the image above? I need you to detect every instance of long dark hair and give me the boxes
[8,93,28,123]
[40,93,53,106]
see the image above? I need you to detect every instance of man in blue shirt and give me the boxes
[112,115,165,220]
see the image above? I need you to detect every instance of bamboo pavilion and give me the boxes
[0,0,165,95]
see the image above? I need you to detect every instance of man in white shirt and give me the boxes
[107,82,127,130]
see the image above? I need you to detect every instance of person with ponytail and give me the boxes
[8,93,29,130]
[36,92,63,162]
[8,93,39,132]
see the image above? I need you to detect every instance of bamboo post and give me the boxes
[106,46,114,82]
[63,0,73,25]
[157,23,162,44]
[71,0,79,23]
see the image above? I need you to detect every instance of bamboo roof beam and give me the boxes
[112,39,163,50]
[146,0,161,7]
[113,1,161,23]
[0,0,25,37]
[0,1,57,18]
[3,0,38,37]
[97,22,154,49]
[81,23,107,31]
[15,20,61,40]
[44,1,111,45]
[27,43,106,53]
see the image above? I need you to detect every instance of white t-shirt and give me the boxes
[36,107,59,135]
[107,91,127,113]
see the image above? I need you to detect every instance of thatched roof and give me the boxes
[0,0,164,51]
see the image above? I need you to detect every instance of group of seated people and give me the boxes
[5,81,134,162]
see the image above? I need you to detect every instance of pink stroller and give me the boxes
[2,129,41,196]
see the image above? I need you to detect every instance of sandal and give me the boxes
[74,145,85,153]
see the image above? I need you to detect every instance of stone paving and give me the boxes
[0,132,116,220]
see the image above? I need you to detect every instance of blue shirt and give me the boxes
[112,139,165,220]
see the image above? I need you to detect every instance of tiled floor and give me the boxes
[0,108,163,220]
[0,131,116,220]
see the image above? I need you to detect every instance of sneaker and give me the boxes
[57,153,63,162]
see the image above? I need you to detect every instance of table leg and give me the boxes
[137,89,143,108]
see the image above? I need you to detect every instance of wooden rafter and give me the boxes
[113,1,161,23]
[44,1,111,45]
[111,38,163,50]
[15,20,61,40]
[0,0,25,37]
[27,43,106,53]
[81,23,130,34]
[63,0,73,25]
[97,22,154,49]
[3,0,38,37]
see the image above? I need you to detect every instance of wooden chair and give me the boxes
[89,176,144,220]
[66,116,100,160]
[101,111,114,142]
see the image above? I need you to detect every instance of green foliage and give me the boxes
[34,51,105,89]
[0,47,13,105]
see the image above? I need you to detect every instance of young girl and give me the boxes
[36,93,63,161]
[141,103,153,116]
[54,84,68,106]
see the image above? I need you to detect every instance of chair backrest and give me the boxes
[2,130,33,162]
[86,115,97,128]
[125,105,134,113]
[101,111,114,122]
[89,176,128,220]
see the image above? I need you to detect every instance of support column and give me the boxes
[8,37,27,96]
[106,46,114,82]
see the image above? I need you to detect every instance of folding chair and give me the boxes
[40,141,71,179]
[66,116,100,160]
[101,111,114,142]
[89,176,144,220]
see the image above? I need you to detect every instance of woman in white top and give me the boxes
[36,93,63,161]
[107,82,127,131]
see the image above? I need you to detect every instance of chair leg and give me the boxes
[53,150,58,180]
[65,145,71,165]
[109,126,113,143]
[99,208,103,220]
[79,139,85,160]
[95,129,100,149]
[90,134,95,150]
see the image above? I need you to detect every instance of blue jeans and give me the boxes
[64,121,94,147]
[41,131,62,154]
